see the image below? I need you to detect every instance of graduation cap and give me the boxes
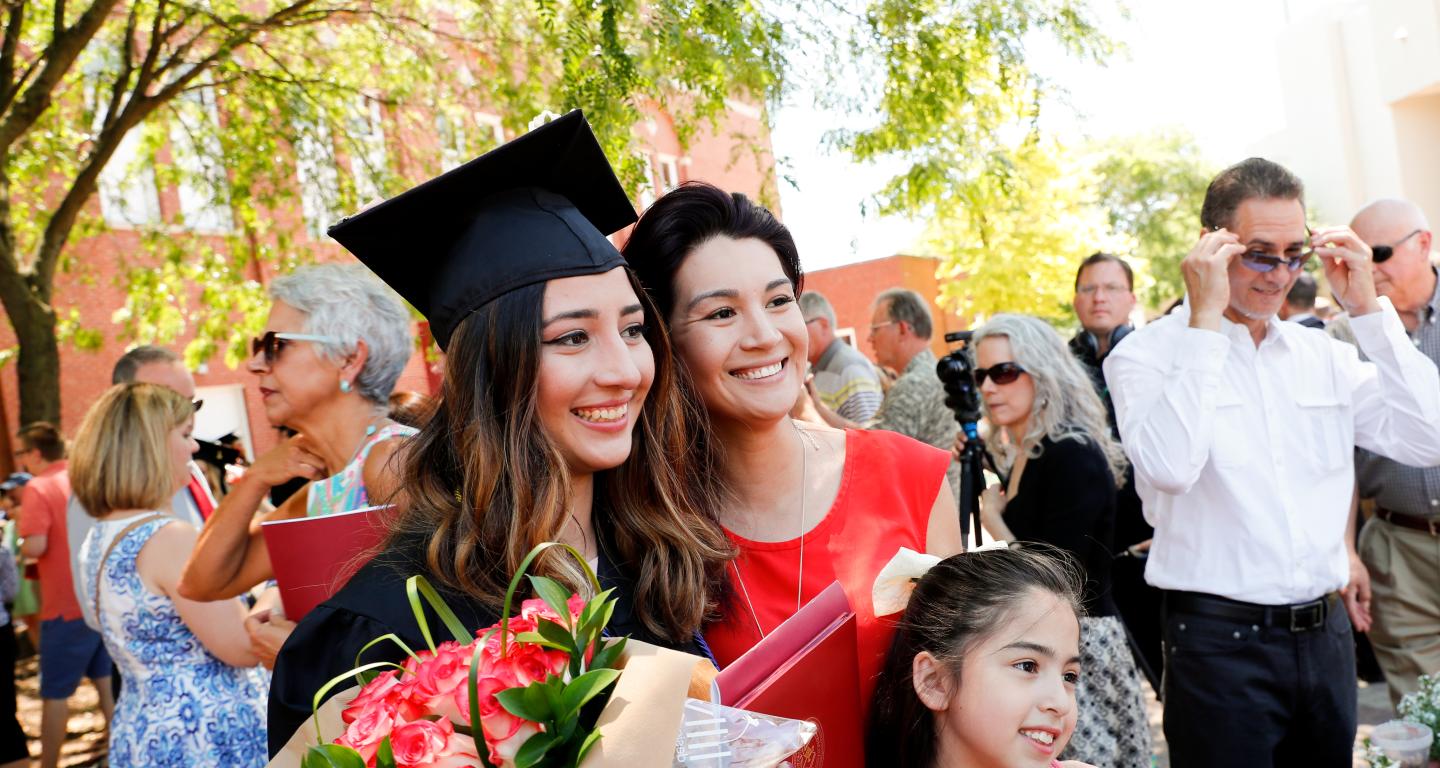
[329,110,637,350]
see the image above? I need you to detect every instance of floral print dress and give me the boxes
[80,516,269,767]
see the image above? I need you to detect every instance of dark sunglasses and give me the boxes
[250,331,339,366]
[1211,225,1315,274]
[1371,229,1422,264]
[974,362,1026,386]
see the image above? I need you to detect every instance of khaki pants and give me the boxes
[1359,516,1440,708]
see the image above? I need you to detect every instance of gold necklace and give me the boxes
[730,420,819,640]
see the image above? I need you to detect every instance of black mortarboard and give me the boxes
[328,110,636,350]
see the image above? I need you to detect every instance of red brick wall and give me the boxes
[802,254,968,365]
[0,105,775,461]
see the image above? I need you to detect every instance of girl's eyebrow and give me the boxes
[542,309,597,327]
[999,641,1082,666]
[685,288,739,313]
[765,278,791,292]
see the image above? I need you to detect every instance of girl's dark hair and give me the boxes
[622,181,803,320]
[865,545,1085,768]
[386,268,733,641]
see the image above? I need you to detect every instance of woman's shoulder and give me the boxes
[1033,434,1112,483]
[848,427,949,466]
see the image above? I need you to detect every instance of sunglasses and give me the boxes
[250,331,340,366]
[974,361,1026,386]
[1372,229,1422,264]
[1210,225,1315,274]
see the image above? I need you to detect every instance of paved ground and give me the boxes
[1141,677,1397,768]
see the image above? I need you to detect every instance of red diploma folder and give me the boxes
[260,505,390,621]
[714,580,863,768]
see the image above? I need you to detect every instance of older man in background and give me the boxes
[799,291,883,423]
[1331,198,1440,707]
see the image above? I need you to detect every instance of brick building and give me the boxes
[0,101,777,468]
[802,254,968,367]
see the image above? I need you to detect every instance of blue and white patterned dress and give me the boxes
[79,515,269,767]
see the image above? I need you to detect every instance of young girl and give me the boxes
[867,545,1097,768]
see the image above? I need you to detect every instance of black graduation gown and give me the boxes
[267,531,704,756]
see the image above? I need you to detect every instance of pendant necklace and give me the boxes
[731,420,819,641]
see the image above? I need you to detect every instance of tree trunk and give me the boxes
[1,284,59,428]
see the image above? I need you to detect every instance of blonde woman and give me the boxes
[969,314,1150,768]
[71,384,267,768]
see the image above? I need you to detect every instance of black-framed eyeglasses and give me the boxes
[1372,229,1422,264]
[250,331,340,366]
[974,361,1026,386]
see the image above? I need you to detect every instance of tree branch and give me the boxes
[99,2,139,131]
[0,0,123,151]
[0,2,26,109]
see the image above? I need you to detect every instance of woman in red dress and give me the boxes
[624,182,963,705]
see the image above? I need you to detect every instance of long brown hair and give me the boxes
[387,269,732,641]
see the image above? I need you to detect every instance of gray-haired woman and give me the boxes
[969,313,1151,768]
[177,263,417,663]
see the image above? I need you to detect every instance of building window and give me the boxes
[294,117,341,239]
[657,154,680,191]
[435,112,466,172]
[347,96,388,202]
[169,87,233,234]
[85,52,161,228]
[636,153,657,209]
[474,111,505,155]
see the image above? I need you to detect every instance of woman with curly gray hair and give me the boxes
[968,313,1151,768]
[177,263,417,663]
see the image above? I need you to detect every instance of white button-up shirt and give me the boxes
[1103,297,1440,605]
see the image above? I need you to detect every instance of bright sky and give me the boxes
[773,0,1305,272]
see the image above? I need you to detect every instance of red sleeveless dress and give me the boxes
[704,428,952,709]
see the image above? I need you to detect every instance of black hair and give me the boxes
[1286,273,1318,309]
[1074,252,1135,292]
[865,545,1085,768]
[622,181,803,319]
[1200,157,1305,231]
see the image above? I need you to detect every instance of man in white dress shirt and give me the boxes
[1104,158,1440,766]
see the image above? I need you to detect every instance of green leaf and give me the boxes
[561,668,621,721]
[535,618,576,653]
[405,575,471,652]
[579,594,617,641]
[375,737,396,768]
[353,633,419,679]
[589,636,627,672]
[513,731,556,768]
[528,575,576,627]
[575,729,605,764]
[512,631,569,652]
[301,744,367,768]
[496,684,551,723]
[311,661,402,743]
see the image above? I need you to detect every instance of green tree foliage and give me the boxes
[1,0,1116,424]
[1090,130,1214,307]
[926,137,1130,325]
[0,0,784,424]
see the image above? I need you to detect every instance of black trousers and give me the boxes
[0,623,29,763]
[1162,595,1357,768]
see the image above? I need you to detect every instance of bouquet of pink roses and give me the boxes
[301,543,628,768]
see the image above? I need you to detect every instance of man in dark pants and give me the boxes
[1104,158,1440,766]
[1067,252,1162,690]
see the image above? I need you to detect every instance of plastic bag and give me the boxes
[674,698,817,767]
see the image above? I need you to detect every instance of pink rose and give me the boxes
[429,731,484,768]
[343,669,422,725]
[389,718,453,767]
[407,641,472,709]
[335,699,399,765]
[487,722,542,768]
